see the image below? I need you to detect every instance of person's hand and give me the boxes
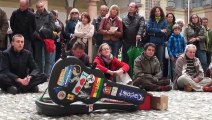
[161,29,167,33]
[136,35,141,41]
[193,78,200,83]
[16,78,29,86]
[107,70,114,76]
[107,30,114,35]
[170,57,175,62]
[189,38,197,43]
[114,69,124,77]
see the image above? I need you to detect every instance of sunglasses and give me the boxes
[71,12,78,15]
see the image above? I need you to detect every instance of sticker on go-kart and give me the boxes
[103,86,112,95]
[54,86,62,94]
[111,87,118,96]
[90,77,103,98]
[72,71,88,95]
[57,91,66,100]
[57,65,73,86]
[66,94,75,101]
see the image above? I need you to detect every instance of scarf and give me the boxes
[155,16,161,23]
[98,53,113,64]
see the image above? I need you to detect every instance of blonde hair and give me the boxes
[185,44,197,53]
[68,8,79,20]
[108,4,120,17]
[98,43,111,53]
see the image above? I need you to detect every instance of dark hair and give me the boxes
[149,6,165,21]
[189,14,200,24]
[144,43,156,51]
[201,17,208,21]
[128,2,138,13]
[166,13,176,24]
[72,41,86,50]
[81,12,91,23]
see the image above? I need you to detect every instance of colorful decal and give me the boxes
[118,89,144,101]
[66,94,75,101]
[57,91,66,100]
[70,65,82,83]
[54,86,62,94]
[72,71,88,95]
[57,66,73,86]
[111,87,118,96]
[103,86,111,95]
[84,74,95,88]
[90,77,103,98]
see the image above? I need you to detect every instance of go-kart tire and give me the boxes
[35,97,89,116]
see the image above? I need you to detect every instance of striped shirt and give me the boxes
[186,58,196,76]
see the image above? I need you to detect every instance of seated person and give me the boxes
[0,34,47,95]
[174,44,212,92]
[93,43,131,84]
[66,41,90,67]
[133,43,172,91]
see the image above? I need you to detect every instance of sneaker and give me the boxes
[30,86,39,93]
[203,86,212,92]
[7,86,18,95]
[184,85,193,92]
[160,85,172,91]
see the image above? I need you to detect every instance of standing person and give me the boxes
[201,17,211,67]
[173,44,212,92]
[64,8,79,50]
[164,13,176,78]
[133,43,172,91]
[92,5,109,58]
[0,8,9,51]
[74,12,94,63]
[93,43,130,84]
[0,34,47,95]
[66,41,90,67]
[146,6,167,75]
[99,4,123,57]
[167,24,186,81]
[33,1,56,77]
[10,0,36,51]
[122,2,145,63]
[184,14,207,72]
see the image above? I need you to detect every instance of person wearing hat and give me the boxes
[64,8,80,50]
[167,24,186,81]
[0,34,47,95]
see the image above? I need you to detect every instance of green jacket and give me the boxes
[207,29,212,52]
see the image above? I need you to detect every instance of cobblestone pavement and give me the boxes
[0,82,211,120]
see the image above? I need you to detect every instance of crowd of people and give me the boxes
[0,0,212,95]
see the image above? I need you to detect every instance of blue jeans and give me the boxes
[196,49,207,72]
[155,45,164,72]
[103,40,122,57]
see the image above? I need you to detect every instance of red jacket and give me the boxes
[94,56,129,80]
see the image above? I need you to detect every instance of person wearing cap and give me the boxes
[167,24,186,81]
[65,8,80,50]
[0,34,47,95]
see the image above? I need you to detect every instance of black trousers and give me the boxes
[0,74,47,92]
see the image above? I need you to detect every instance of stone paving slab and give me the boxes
[0,82,211,120]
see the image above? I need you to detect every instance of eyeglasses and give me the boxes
[101,48,110,51]
[192,16,198,19]
[71,12,78,15]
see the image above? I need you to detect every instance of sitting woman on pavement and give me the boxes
[133,43,172,91]
[173,44,212,92]
[93,43,131,84]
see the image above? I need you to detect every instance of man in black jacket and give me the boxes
[122,2,145,63]
[10,0,36,51]
[0,34,47,95]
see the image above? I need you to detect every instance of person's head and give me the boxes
[72,41,86,58]
[19,0,29,11]
[176,19,185,28]
[100,5,108,17]
[51,10,59,19]
[11,34,24,52]
[81,12,91,24]
[190,14,200,25]
[68,8,79,20]
[150,6,165,20]
[172,24,182,35]
[166,13,176,24]
[185,44,197,59]
[98,43,111,57]
[128,2,138,15]
[144,43,156,58]
[201,17,208,28]
[36,1,45,13]
[109,4,119,18]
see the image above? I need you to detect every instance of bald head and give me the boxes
[100,5,108,17]
[20,0,29,11]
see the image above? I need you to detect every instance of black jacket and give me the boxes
[122,13,145,43]
[10,8,36,41]
[2,47,39,80]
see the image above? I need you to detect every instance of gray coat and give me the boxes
[0,8,9,49]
